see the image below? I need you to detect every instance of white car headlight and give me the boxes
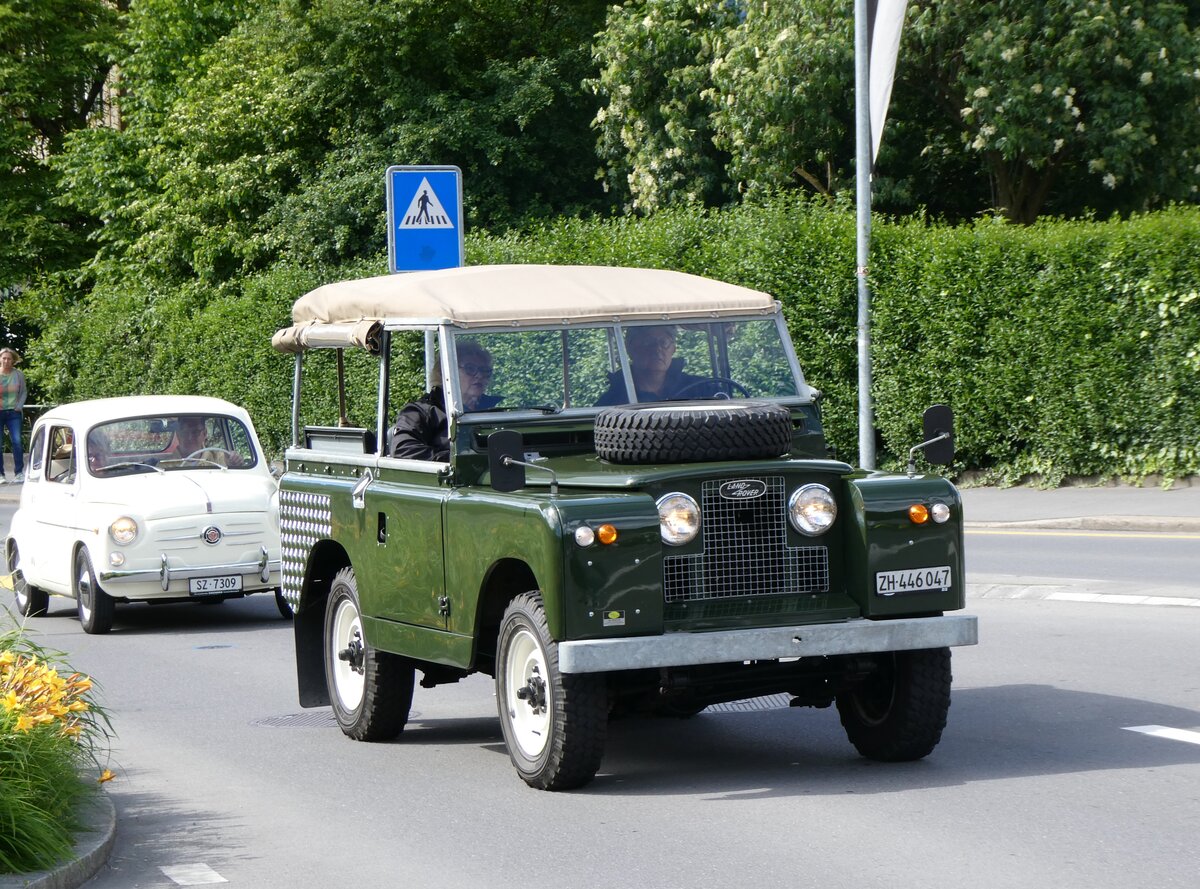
[656,492,700,546]
[788,484,837,536]
[109,516,139,545]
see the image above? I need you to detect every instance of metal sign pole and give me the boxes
[854,0,876,470]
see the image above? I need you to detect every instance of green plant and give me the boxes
[0,615,113,874]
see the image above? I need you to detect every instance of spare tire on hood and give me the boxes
[594,401,793,464]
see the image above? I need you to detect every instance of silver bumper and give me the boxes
[557,614,978,674]
[100,546,280,590]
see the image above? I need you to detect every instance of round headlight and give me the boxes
[931,501,951,524]
[788,484,837,536]
[574,525,596,547]
[656,493,700,546]
[109,516,139,545]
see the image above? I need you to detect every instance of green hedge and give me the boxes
[20,198,1200,481]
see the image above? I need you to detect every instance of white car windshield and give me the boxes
[86,414,258,476]
[452,318,802,413]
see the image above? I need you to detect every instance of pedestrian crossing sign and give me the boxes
[386,165,464,272]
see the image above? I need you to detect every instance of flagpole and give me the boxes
[854,0,876,470]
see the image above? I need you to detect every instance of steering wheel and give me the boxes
[183,448,240,467]
[672,376,751,399]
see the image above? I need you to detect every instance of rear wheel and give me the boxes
[324,567,413,741]
[274,589,294,620]
[8,541,48,617]
[75,547,114,635]
[496,592,607,790]
[836,647,952,761]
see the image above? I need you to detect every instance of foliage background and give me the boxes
[17,196,1196,483]
[1,0,1198,483]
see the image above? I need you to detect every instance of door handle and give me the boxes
[351,470,373,509]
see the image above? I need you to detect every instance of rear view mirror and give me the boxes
[487,430,526,493]
[921,404,955,465]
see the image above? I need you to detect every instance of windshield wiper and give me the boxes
[97,461,164,476]
[473,404,562,415]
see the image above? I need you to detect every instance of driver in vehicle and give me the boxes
[168,416,244,467]
[389,339,500,461]
[597,324,708,405]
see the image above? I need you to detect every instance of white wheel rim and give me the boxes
[504,626,551,759]
[330,597,365,711]
[77,557,92,620]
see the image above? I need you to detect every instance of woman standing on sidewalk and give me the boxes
[0,347,27,484]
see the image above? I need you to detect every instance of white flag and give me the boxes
[869,0,908,162]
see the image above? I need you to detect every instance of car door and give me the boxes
[359,458,450,629]
[24,423,84,593]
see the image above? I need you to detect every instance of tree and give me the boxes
[590,0,1200,222]
[902,0,1200,222]
[0,0,125,292]
[590,0,740,213]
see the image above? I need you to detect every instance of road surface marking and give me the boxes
[160,864,227,885]
[1123,725,1200,746]
[967,529,1200,540]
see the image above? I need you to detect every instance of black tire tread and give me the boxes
[498,592,607,790]
[8,542,49,618]
[75,548,114,635]
[836,647,952,762]
[594,401,791,464]
[326,567,414,742]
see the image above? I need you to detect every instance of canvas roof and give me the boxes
[272,264,780,352]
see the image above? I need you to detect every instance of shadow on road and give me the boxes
[582,683,1200,796]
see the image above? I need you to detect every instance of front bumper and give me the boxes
[99,546,280,591]
[557,613,978,674]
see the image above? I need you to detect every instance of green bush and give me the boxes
[13,199,1200,482]
[1,616,113,874]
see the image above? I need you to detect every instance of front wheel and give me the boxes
[323,567,413,741]
[9,541,49,618]
[75,547,114,635]
[496,592,607,790]
[836,647,952,761]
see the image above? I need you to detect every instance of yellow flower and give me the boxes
[98,769,115,784]
[2,690,19,712]
[15,714,34,732]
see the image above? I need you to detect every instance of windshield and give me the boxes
[450,318,801,413]
[86,414,259,476]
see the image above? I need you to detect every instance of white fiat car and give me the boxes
[5,395,285,633]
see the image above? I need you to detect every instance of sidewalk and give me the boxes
[960,477,1200,533]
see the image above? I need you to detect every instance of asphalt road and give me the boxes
[13,594,1200,889]
[3,508,1199,888]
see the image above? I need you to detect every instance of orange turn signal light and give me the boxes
[908,504,930,524]
[597,524,619,545]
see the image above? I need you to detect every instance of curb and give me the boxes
[0,792,115,889]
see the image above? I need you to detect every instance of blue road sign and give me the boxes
[386,165,464,273]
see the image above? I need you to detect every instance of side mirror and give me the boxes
[921,404,955,465]
[487,430,526,493]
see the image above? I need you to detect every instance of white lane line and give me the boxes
[160,864,228,885]
[1124,725,1200,746]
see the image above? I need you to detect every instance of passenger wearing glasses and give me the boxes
[388,340,499,461]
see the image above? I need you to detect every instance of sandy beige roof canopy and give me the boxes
[271,264,780,352]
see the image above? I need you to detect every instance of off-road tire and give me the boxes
[8,541,49,617]
[836,647,952,761]
[496,592,607,790]
[594,401,792,464]
[324,567,414,741]
[75,547,114,635]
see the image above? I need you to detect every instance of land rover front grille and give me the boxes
[662,477,829,602]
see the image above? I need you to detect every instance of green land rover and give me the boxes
[272,264,978,790]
